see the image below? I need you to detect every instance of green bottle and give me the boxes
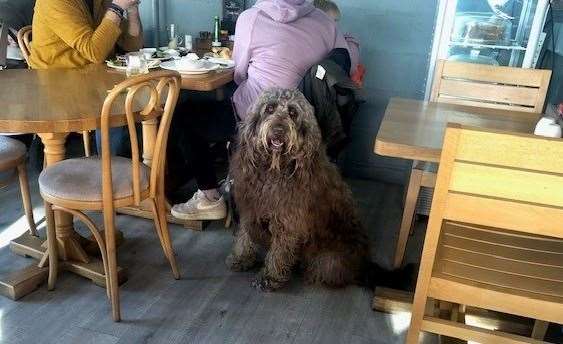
[213,16,221,47]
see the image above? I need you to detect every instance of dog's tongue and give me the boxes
[271,139,284,148]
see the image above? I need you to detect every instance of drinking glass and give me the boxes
[185,35,193,51]
[126,52,149,77]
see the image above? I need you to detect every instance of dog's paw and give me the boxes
[252,272,284,292]
[225,254,256,272]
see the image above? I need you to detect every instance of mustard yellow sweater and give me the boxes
[29,0,143,69]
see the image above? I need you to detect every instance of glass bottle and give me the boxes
[168,24,178,49]
[212,16,222,47]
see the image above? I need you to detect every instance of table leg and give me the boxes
[39,133,89,263]
[141,119,158,167]
[216,87,225,101]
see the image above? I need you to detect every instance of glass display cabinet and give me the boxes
[433,0,550,67]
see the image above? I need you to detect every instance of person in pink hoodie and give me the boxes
[171,0,349,221]
[232,0,349,118]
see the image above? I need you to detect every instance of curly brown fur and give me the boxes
[227,88,372,291]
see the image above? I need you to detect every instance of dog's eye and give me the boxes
[265,103,277,115]
[288,106,298,120]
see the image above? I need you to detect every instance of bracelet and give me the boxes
[107,3,125,19]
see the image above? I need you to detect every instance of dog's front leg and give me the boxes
[226,218,259,272]
[253,229,300,292]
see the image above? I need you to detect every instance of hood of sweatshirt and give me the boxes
[254,0,315,23]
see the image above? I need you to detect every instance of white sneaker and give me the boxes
[171,190,227,221]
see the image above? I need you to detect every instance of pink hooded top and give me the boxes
[232,0,349,119]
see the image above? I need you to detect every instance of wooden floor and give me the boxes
[0,154,433,343]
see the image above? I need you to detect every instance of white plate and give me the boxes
[159,47,181,57]
[160,60,220,74]
[106,59,161,71]
[140,48,177,61]
[205,57,235,68]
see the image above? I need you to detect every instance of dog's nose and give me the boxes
[272,126,285,137]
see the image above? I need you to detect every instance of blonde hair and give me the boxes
[314,0,341,21]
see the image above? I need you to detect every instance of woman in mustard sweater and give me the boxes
[30,0,143,69]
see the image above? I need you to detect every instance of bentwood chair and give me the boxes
[39,71,182,321]
[16,25,31,64]
[406,124,563,343]
[17,25,92,157]
[392,60,552,269]
[0,136,37,236]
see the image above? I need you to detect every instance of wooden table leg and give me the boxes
[141,118,158,167]
[216,87,225,101]
[2,132,126,300]
[39,133,89,263]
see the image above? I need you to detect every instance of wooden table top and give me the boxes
[0,64,134,133]
[0,64,233,134]
[374,98,540,163]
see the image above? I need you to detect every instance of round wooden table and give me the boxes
[0,64,234,299]
[0,64,152,298]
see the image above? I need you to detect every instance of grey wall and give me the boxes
[335,0,438,184]
[139,0,439,184]
[139,0,224,46]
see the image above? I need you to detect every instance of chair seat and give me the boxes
[431,221,563,322]
[39,156,149,205]
[0,136,26,169]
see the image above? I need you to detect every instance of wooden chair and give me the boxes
[38,71,182,321]
[0,136,37,236]
[0,22,9,69]
[406,124,563,343]
[392,60,552,269]
[431,60,551,113]
[17,25,92,157]
[16,25,32,64]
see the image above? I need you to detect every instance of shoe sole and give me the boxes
[170,208,227,221]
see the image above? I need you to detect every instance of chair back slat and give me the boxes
[437,125,563,238]
[431,60,551,113]
[149,77,180,198]
[17,25,31,65]
[449,161,563,207]
[455,129,563,174]
[100,71,180,208]
[123,82,159,204]
[438,259,563,298]
[444,193,563,239]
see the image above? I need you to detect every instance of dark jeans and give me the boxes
[168,98,237,191]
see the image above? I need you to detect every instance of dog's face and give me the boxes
[238,88,322,171]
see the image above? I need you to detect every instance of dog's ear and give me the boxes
[292,94,323,166]
[237,96,266,171]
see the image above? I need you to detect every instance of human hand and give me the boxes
[128,1,141,15]
[111,0,138,11]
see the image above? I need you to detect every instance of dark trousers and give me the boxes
[94,127,133,157]
[168,98,237,191]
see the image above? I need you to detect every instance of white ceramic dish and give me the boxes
[106,59,161,71]
[140,47,186,61]
[160,59,220,74]
[205,57,235,68]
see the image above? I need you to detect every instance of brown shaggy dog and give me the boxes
[227,88,375,291]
